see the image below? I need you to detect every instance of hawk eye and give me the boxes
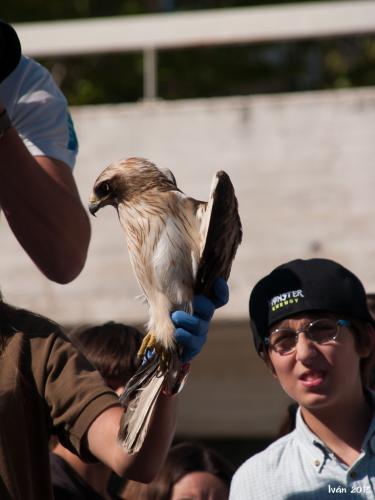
[97,182,111,197]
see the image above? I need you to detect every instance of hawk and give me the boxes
[89,157,242,452]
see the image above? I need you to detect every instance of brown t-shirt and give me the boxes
[0,301,120,500]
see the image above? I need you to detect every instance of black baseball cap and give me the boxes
[0,20,21,84]
[250,258,374,354]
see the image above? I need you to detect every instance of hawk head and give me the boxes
[89,157,178,216]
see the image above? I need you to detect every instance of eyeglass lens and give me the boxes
[269,319,344,354]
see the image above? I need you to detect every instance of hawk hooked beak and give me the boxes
[88,195,101,216]
[88,193,113,216]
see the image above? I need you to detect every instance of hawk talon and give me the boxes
[137,333,172,373]
[137,333,156,359]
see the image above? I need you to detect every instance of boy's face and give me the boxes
[267,313,370,412]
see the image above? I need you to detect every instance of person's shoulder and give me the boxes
[230,432,297,498]
[7,55,49,86]
[241,431,296,471]
[1,300,63,340]
[17,55,42,71]
[2,55,64,118]
[19,55,51,78]
[7,55,64,106]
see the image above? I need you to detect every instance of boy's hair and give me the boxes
[69,321,143,385]
[276,403,298,438]
[366,294,375,320]
[350,318,375,389]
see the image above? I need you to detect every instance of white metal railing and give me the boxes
[14,1,375,100]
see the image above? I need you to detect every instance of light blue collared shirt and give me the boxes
[230,407,375,499]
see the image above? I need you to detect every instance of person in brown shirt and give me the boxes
[0,278,228,500]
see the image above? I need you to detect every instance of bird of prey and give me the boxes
[89,157,242,452]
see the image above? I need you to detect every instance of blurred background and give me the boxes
[1,0,375,467]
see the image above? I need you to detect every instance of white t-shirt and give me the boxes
[0,55,78,168]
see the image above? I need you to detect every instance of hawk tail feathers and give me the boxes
[118,354,166,453]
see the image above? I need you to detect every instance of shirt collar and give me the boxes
[294,392,375,464]
[294,407,332,473]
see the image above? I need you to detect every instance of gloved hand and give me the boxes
[172,278,229,362]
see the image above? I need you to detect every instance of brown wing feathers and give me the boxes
[194,171,242,299]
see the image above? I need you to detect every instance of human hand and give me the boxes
[172,278,229,362]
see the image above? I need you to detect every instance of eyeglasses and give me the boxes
[264,318,350,356]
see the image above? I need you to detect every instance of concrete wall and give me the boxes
[1,87,374,436]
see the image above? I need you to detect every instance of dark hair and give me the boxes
[366,294,375,320]
[347,318,375,389]
[0,20,22,83]
[276,403,298,438]
[0,298,15,354]
[124,442,234,500]
[69,321,142,386]
[366,294,375,388]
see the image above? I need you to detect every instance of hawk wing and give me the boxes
[194,171,242,298]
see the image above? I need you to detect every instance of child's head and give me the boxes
[69,321,142,391]
[249,258,375,390]
[123,441,234,500]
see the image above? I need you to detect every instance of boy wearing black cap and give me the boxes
[230,258,375,499]
[0,20,90,283]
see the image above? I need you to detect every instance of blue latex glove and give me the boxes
[171,278,229,362]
